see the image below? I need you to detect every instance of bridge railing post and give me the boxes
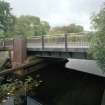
[64,33,68,51]
[42,35,44,50]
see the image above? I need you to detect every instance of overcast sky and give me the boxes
[6,0,104,30]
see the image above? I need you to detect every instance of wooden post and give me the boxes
[12,37,27,73]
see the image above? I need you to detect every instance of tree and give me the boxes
[90,2,105,72]
[49,24,84,35]
[14,16,40,37]
[0,0,15,37]
[14,15,50,37]
[64,24,84,33]
[40,21,50,35]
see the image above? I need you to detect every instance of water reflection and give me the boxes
[66,59,105,77]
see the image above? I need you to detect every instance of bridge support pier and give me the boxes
[12,37,27,69]
[12,37,27,105]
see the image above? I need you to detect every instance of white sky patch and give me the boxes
[6,0,104,31]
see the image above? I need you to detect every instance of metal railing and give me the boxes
[0,38,13,49]
[0,33,91,51]
[27,33,90,51]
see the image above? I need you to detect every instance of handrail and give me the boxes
[0,33,90,51]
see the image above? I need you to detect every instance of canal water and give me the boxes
[29,58,105,105]
[66,59,105,77]
[1,58,105,105]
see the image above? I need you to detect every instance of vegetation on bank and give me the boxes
[0,76,41,104]
[90,2,105,72]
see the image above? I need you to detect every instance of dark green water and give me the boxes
[29,59,105,105]
[1,59,105,105]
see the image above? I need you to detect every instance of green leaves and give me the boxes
[90,32,105,72]
[0,1,15,37]
[91,3,105,32]
[49,24,84,35]
[0,76,42,103]
[14,16,50,37]
[0,1,50,37]
[90,2,105,72]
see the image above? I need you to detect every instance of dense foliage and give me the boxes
[0,1,50,37]
[90,2,105,72]
[0,0,15,37]
[0,76,41,104]
[49,24,84,35]
[14,16,50,37]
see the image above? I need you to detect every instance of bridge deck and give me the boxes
[0,34,92,59]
